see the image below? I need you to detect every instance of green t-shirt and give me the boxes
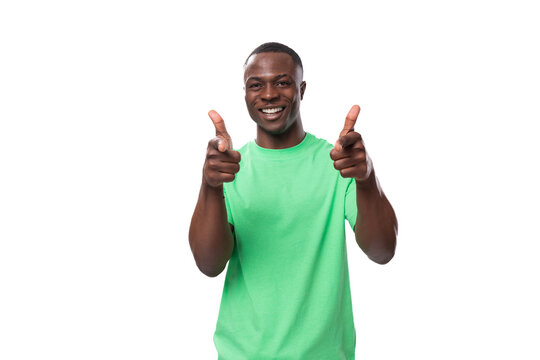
[214,132,358,360]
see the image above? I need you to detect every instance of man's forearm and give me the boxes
[189,179,234,277]
[354,171,398,264]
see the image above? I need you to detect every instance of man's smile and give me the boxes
[260,106,285,114]
[258,106,286,120]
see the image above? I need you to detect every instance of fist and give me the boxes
[330,105,373,182]
[203,110,241,187]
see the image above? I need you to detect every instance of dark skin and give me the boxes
[189,52,398,277]
[243,52,306,149]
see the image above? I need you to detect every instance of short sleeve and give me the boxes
[222,184,234,227]
[344,178,357,231]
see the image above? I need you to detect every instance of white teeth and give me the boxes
[261,107,284,114]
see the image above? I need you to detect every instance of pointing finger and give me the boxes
[209,136,230,152]
[336,131,363,151]
[339,105,361,138]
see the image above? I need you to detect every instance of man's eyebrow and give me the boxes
[273,74,289,80]
[246,74,290,82]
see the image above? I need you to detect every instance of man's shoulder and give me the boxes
[233,140,253,159]
[306,132,334,151]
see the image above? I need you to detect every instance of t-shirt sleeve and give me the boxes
[344,178,357,231]
[222,184,234,227]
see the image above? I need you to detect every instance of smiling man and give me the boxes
[189,42,398,359]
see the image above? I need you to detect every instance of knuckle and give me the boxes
[206,148,218,158]
[207,159,218,168]
[230,151,241,162]
[360,164,367,174]
[204,168,216,179]
[205,174,218,186]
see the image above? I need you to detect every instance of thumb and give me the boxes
[335,105,361,151]
[208,110,232,152]
[339,105,361,138]
[208,110,229,136]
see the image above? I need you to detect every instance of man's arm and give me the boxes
[331,105,398,264]
[353,172,397,264]
[189,181,235,277]
[189,110,240,277]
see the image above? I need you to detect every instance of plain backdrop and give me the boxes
[1,0,539,359]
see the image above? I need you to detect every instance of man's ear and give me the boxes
[300,81,306,100]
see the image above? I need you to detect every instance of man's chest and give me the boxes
[227,157,339,226]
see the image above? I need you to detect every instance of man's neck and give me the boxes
[256,120,306,149]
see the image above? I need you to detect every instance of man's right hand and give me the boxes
[203,110,241,187]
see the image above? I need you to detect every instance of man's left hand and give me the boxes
[330,105,373,182]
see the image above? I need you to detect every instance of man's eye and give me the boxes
[249,83,262,89]
[277,81,290,87]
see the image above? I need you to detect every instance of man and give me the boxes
[189,42,398,359]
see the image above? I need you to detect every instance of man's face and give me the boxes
[244,52,306,135]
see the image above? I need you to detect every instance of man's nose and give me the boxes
[261,85,279,101]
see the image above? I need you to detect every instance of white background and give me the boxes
[1,0,539,359]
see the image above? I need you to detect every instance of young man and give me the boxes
[189,42,398,359]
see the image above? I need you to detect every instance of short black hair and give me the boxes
[244,42,303,71]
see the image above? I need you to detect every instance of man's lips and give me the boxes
[258,106,286,114]
[257,106,286,121]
